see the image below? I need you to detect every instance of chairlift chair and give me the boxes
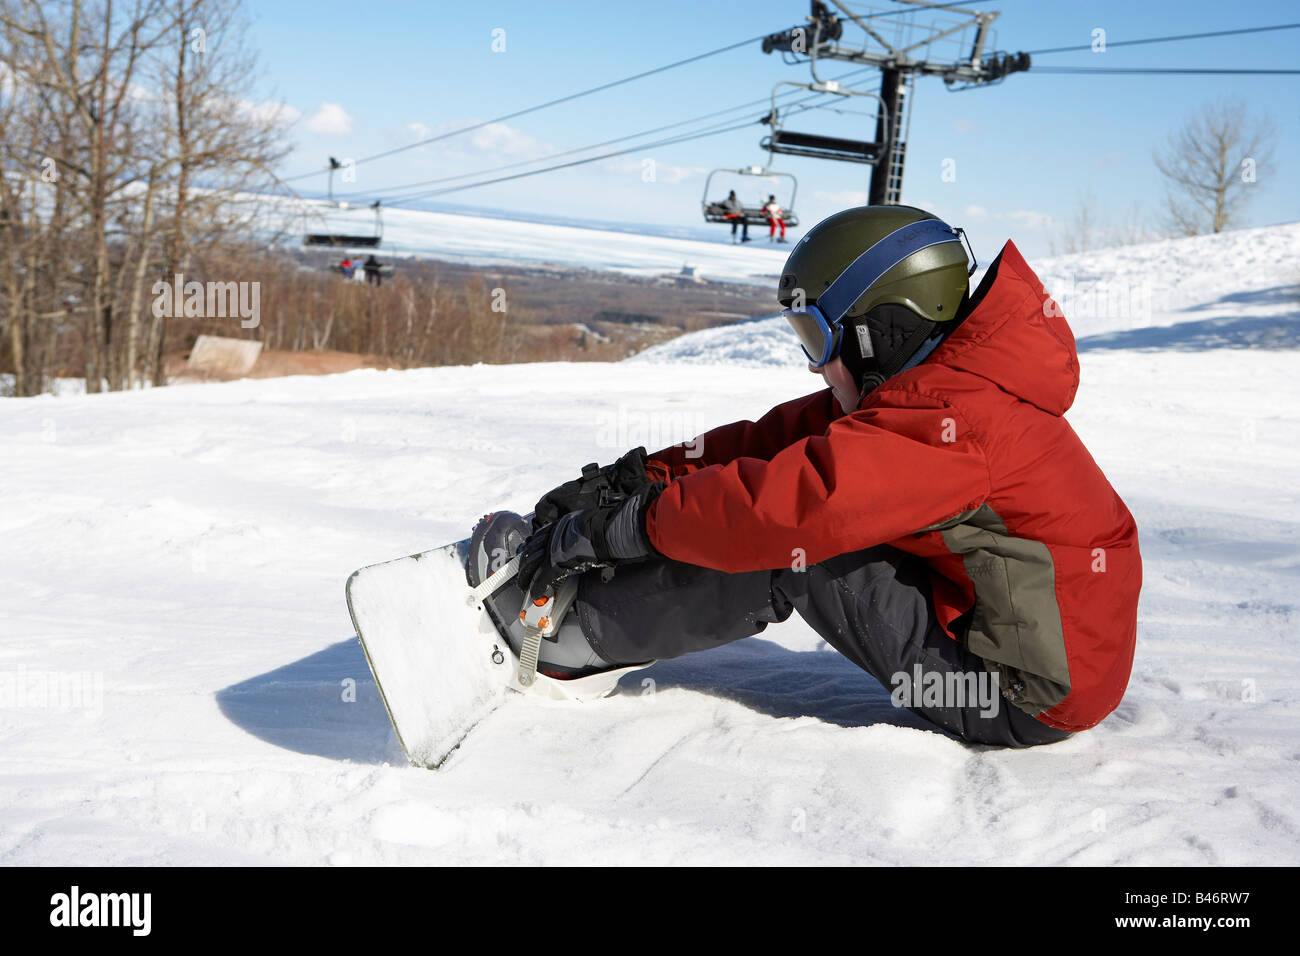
[762,129,879,165]
[760,82,884,166]
[701,166,799,228]
[302,157,384,248]
[303,199,383,248]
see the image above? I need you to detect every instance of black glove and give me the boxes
[531,447,653,531]
[518,483,665,601]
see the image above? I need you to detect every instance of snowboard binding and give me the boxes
[465,512,646,702]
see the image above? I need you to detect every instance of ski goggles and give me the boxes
[782,218,967,368]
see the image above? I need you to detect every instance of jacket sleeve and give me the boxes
[645,389,991,572]
[646,388,840,482]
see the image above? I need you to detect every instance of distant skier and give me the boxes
[363,254,384,287]
[468,205,1142,747]
[764,194,787,243]
[719,190,750,244]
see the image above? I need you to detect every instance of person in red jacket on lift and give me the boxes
[468,205,1142,748]
[764,193,788,243]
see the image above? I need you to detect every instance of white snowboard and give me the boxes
[346,539,512,768]
[346,538,648,769]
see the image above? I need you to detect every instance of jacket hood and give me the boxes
[931,240,1079,416]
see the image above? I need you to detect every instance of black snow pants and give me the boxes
[575,545,1073,748]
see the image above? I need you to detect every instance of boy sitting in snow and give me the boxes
[468,205,1142,747]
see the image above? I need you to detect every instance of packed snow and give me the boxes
[2,221,1298,865]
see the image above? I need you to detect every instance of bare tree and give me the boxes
[1103,200,1154,249]
[1049,185,1097,256]
[144,0,292,385]
[1,0,290,394]
[1153,99,1275,236]
[2,0,172,392]
[0,6,91,396]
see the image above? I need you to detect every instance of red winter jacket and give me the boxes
[644,240,1141,732]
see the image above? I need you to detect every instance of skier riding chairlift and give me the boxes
[764,194,788,243]
[701,167,798,241]
[719,190,750,244]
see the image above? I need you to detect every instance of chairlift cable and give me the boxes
[283,18,1299,187]
[333,68,876,203]
[383,107,823,207]
[381,117,770,208]
[280,32,773,183]
[1032,66,1300,75]
[870,0,1002,15]
[1026,21,1300,56]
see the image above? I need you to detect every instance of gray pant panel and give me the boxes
[575,546,1072,749]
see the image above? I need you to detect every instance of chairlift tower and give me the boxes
[762,0,1030,205]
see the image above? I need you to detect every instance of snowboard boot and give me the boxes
[467,511,617,682]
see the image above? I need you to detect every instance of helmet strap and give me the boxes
[845,311,938,399]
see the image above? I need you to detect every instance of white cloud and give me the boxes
[125,80,155,104]
[305,102,353,136]
[962,204,990,222]
[1005,209,1056,231]
[239,98,301,127]
[406,119,553,160]
[376,122,435,154]
[467,122,549,158]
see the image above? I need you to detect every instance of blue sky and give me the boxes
[245,0,1299,260]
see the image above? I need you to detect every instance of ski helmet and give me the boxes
[778,205,972,394]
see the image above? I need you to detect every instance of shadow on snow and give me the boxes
[215,635,930,765]
[1077,286,1299,352]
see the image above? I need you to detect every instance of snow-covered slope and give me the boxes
[632,221,1300,368]
[629,314,799,368]
[1033,221,1300,346]
[2,223,1299,866]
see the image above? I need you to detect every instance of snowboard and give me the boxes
[346,538,647,769]
[346,539,510,768]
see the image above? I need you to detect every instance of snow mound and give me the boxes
[632,221,1300,369]
[629,315,803,368]
[1034,221,1300,344]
